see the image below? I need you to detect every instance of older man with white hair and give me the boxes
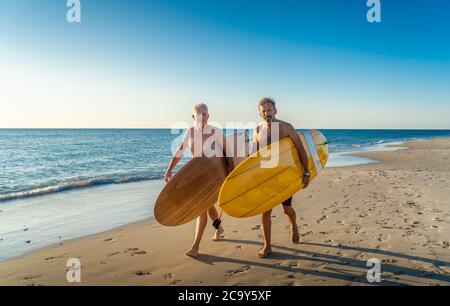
[164,103,233,258]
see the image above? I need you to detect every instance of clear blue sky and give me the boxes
[1,0,449,128]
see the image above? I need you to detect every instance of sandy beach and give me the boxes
[0,138,449,286]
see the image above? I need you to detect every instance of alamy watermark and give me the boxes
[64,1,381,24]
[170,118,281,168]
[367,0,381,23]
[65,1,380,24]
[66,0,81,23]
[66,258,81,283]
[366,258,382,283]
[63,256,380,283]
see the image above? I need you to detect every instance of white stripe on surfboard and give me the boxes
[303,130,322,173]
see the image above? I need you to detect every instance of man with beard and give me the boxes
[251,97,311,258]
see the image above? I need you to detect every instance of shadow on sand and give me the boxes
[195,239,449,286]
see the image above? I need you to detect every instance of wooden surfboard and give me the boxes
[154,131,249,226]
[218,130,329,218]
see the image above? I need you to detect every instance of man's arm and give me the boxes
[164,145,183,182]
[285,124,311,188]
[164,129,189,182]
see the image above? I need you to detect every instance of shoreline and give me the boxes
[0,137,449,285]
[0,180,164,262]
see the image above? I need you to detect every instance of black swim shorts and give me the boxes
[282,197,293,206]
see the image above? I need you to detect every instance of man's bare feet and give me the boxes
[257,246,272,258]
[291,226,300,244]
[186,245,199,258]
[212,226,225,241]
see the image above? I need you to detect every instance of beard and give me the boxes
[264,115,274,122]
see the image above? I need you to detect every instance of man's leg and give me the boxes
[282,197,300,243]
[258,209,273,258]
[186,212,208,258]
[208,205,225,241]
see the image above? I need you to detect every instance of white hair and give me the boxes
[192,103,209,114]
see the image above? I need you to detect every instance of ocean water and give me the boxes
[1,129,450,203]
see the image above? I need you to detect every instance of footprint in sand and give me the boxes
[381,258,398,264]
[135,271,152,276]
[316,215,328,224]
[125,248,147,256]
[405,201,417,208]
[377,234,389,242]
[354,229,363,235]
[125,248,139,252]
[226,265,251,277]
[300,231,313,237]
[235,245,242,250]
[285,274,296,279]
[131,250,147,256]
[411,221,421,227]
[252,225,261,230]
[170,280,181,285]
[359,212,369,218]
[163,273,173,279]
[23,275,42,281]
[45,254,67,261]
[324,239,336,245]
[107,251,120,257]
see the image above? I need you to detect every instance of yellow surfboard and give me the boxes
[218,130,329,218]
